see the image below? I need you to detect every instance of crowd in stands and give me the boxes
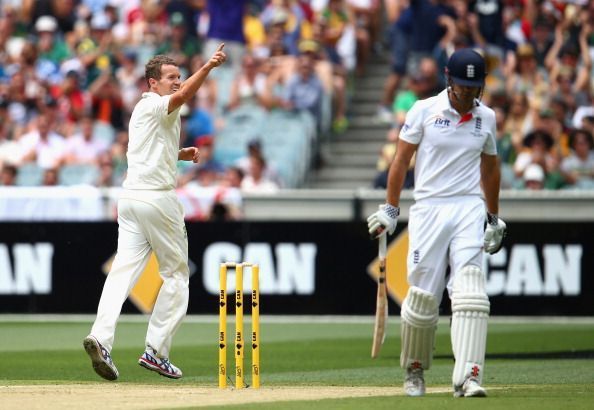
[375,0,594,191]
[0,0,382,208]
[1,0,593,218]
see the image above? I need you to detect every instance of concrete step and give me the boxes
[328,141,384,155]
[306,179,374,189]
[351,89,383,103]
[323,153,380,167]
[348,115,392,129]
[349,102,380,116]
[336,129,387,142]
[354,77,389,91]
[361,63,392,77]
[313,166,376,181]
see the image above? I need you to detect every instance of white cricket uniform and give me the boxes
[91,92,189,358]
[399,89,497,302]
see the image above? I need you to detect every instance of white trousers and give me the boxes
[407,196,485,304]
[91,190,190,358]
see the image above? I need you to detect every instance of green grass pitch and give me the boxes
[1,316,593,409]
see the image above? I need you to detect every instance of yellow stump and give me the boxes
[251,264,260,389]
[218,263,227,388]
[235,264,244,389]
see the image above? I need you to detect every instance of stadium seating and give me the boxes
[58,164,100,186]
[15,164,45,186]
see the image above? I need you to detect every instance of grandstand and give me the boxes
[0,1,594,221]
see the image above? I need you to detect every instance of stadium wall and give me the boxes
[0,218,592,316]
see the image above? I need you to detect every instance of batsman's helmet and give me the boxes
[446,48,486,87]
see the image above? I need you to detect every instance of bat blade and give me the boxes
[371,235,388,358]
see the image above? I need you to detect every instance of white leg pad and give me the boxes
[451,265,490,387]
[400,286,439,370]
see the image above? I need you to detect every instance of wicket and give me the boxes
[219,262,260,389]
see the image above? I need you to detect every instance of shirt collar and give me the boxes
[436,89,480,116]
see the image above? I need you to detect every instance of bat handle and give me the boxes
[378,233,387,259]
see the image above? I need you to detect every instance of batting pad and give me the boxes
[451,265,490,387]
[400,286,439,370]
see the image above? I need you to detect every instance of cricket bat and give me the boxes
[371,234,388,358]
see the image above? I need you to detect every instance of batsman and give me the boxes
[367,48,506,398]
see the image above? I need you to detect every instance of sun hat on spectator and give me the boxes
[298,39,320,54]
[523,163,545,183]
[91,13,110,31]
[516,43,534,58]
[170,12,185,27]
[35,16,58,32]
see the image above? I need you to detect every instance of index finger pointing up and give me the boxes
[217,43,225,52]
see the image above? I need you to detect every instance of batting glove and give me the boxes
[367,204,399,239]
[484,213,507,254]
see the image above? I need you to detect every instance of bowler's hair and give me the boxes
[145,55,177,87]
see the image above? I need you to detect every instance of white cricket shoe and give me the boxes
[83,335,119,381]
[138,348,183,379]
[453,377,487,398]
[404,366,426,397]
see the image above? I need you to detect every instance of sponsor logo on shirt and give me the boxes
[401,123,410,133]
[433,117,450,128]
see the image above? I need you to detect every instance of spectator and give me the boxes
[260,0,311,57]
[377,0,457,123]
[522,163,545,190]
[241,155,280,193]
[529,16,554,68]
[280,53,324,126]
[346,0,382,73]
[202,0,248,72]
[156,12,201,70]
[53,70,87,125]
[227,54,269,110]
[503,92,534,155]
[19,114,67,169]
[96,151,116,187]
[493,106,517,188]
[64,115,109,165]
[513,129,563,189]
[0,97,20,167]
[561,129,594,189]
[373,126,415,189]
[235,138,281,186]
[88,70,125,129]
[26,0,77,34]
[41,166,59,186]
[0,164,17,186]
[34,15,70,66]
[505,43,549,112]
[186,135,226,187]
[545,18,592,111]
[115,51,144,116]
[221,166,244,189]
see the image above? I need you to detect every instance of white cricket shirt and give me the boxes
[399,89,497,201]
[124,92,181,190]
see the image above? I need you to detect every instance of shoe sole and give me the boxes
[138,358,182,379]
[465,388,487,398]
[83,337,118,381]
[453,387,487,398]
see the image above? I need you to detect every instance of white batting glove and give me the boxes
[367,204,399,239]
[484,213,507,254]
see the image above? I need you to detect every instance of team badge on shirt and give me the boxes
[471,117,482,137]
